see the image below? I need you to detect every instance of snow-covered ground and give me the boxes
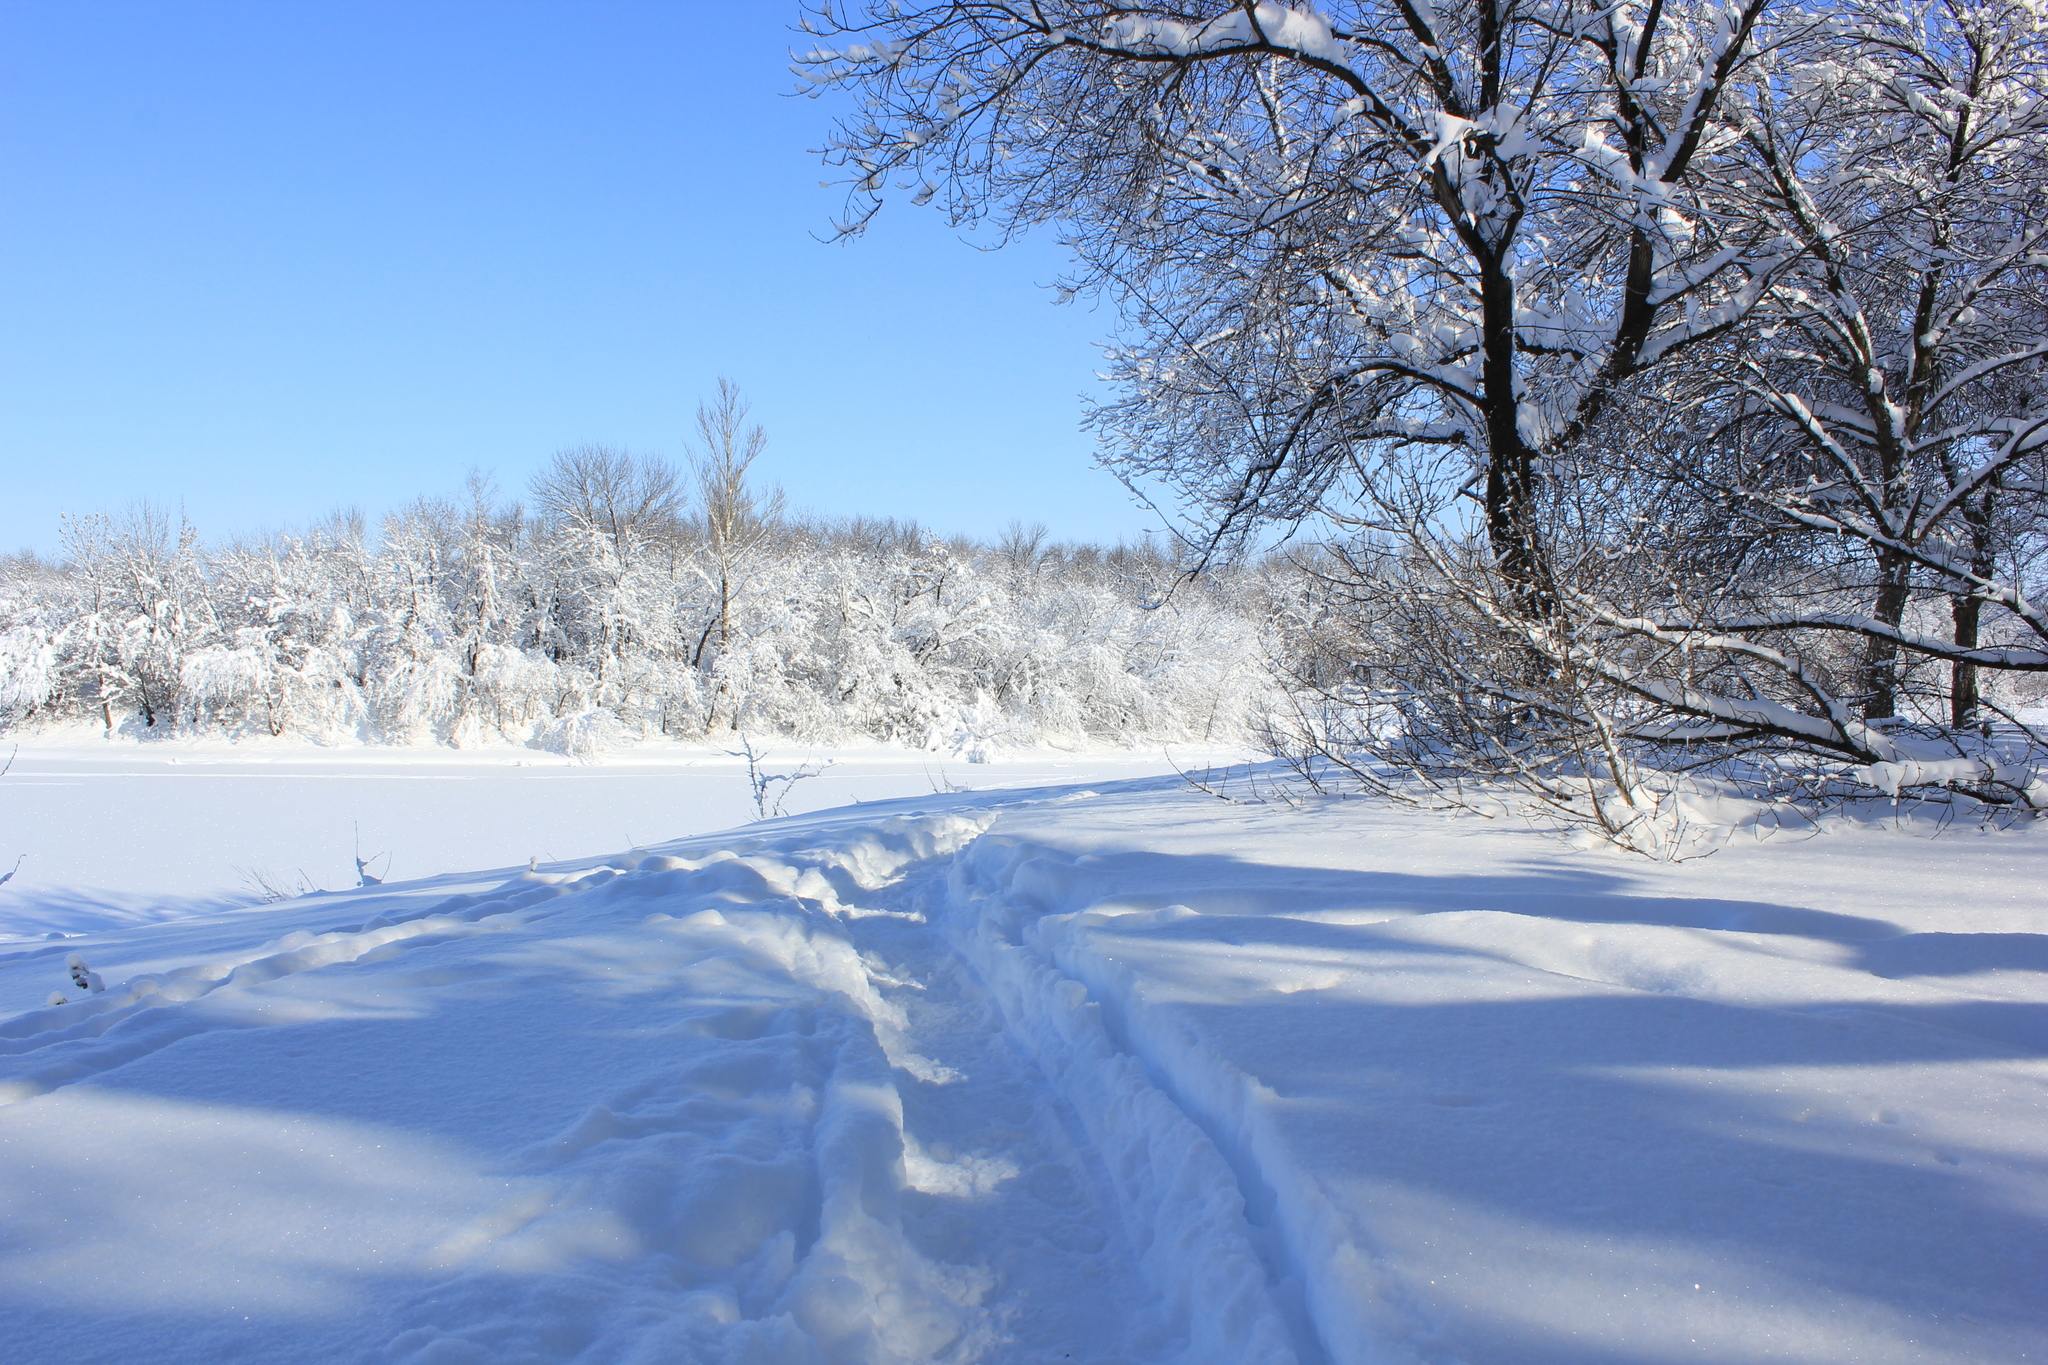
[2,747,2044,1363]
[0,736,1245,931]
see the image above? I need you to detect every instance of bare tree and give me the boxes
[994,519,1051,591]
[529,445,685,566]
[688,379,785,670]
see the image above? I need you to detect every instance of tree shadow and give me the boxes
[0,885,254,941]
[1015,846,2048,1363]
[1057,847,1909,942]
[1858,931,2048,979]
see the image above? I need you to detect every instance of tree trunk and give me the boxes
[1951,591,1982,729]
[1485,448,1549,617]
[1478,250,1551,617]
[1861,552,1911,720]
[1949,499,1997,730]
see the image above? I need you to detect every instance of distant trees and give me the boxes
[530,447,686,703]
[0,386,1269,754]
[58,505,212,731]
[803,0,2048,837]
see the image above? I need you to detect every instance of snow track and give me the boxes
[936,838,1326,1365]
[0,804,1307,1364]
[8,783,2043,1363]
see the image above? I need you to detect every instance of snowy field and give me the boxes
[2,744,2045,1363]
[0,737,1244,932]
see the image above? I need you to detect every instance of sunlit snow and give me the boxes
[2,746,2042,1362]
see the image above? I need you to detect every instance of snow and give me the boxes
[0,735,1246,933]
[2,752,2044,1362]
[1106,5,1344,62]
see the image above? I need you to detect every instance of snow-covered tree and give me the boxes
[800,0,1782,606]
[1521,0,2048,807]
[801,1,2048,829]
[0,502,1275,755]
[1708,0,2048,722]
[686,379,785,674]
[529,445,686,708]
[59,506,215,732]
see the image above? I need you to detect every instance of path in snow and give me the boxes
[835,859,1179,1364]
[5,771,2044,1364]
[0,799,1278,1364]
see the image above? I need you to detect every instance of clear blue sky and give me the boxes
[0,1,1160,556]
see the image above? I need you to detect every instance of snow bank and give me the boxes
[0,813,995,1361]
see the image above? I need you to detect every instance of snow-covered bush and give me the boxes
[533,707,634,762]
[0,493,1279,752]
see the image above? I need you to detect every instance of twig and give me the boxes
[353,821,390,887]
[728,734,836,820]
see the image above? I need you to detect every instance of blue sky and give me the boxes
[0,1,1160,555]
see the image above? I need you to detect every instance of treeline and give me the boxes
[0,499,1265,756]
[0,394,1272,756]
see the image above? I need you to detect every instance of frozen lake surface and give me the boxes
[0,736,1247,933]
